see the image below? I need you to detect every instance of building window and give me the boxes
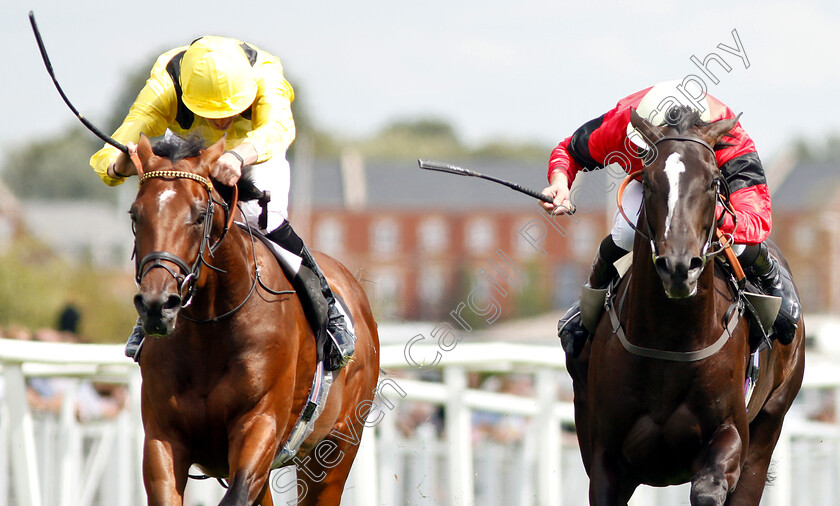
[418,217,449,254]
[514,218,541,257]
[554,264,583,310]
[794,223,815,255]
[372,269,401,316]
[315,218,344,256]
[418,266,446,305]
[465,218,495,254]
[371,218,400,257]
[571,219,596,260]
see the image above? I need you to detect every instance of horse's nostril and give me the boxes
[133,294,146,312]
[164,294,182,310]
[689,256,704,273]
[654,256,671,275]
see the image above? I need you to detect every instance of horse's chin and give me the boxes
[141,316,177,338]
[663,282,698,299]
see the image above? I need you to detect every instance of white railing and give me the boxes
[0,337,838,505]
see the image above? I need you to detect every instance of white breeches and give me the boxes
[612,179,745,255]
[239,155,290,233]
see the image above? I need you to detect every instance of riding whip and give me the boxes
[28,11,128,154]
[418,158,575,212]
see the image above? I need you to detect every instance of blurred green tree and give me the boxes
[792,133,840,162]
[2,126,111,203]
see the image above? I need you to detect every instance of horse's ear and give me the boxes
[630,108,663,146]
[701,113,741,147]
[200,137,227,167]
[136,133,156,167]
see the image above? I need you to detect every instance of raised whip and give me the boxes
[29,11,128,154]
[418,158,575,212]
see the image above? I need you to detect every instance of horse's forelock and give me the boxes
[662,105,707,133]
[151,134,206,164]
[149,135,262,203]
[661,106,735,151]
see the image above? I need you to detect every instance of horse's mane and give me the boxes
[151,134,263,203]
[152,134,205,163]
[661,105,734,150]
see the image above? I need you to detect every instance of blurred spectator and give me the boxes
[27,326,127,421]
[386,369,443,436]
[57,303,81,335]
[472,373,533,444]
[4,324,32,341]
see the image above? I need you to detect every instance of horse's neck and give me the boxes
[625,242,718,340]
[189,227,255,316]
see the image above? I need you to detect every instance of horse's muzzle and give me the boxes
[134,291,181,336]
[654,254,704,299]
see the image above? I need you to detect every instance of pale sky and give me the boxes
[2,0,839,173]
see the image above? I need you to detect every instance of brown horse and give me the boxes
[130,133,380,505]
[566,109,805,505]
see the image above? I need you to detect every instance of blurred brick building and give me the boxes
[769,161,840,316]
[291,154,839,324]
[290,156,615,323]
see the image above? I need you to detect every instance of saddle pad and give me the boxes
[613,251,634,279]
[237,222,303,277]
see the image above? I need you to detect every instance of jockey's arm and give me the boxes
[241,51,296,164]
[717,183,772,245]
[90,50,180,186]
[211,142,259,187]
[541,170,572,214]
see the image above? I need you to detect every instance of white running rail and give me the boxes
[0,337,837,505]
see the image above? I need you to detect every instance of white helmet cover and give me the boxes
[627,79,712,149]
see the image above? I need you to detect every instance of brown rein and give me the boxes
[135,170,239,310]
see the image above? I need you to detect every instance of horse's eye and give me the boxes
[194,212,206,226]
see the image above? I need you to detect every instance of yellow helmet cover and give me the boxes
[180,36,258,119]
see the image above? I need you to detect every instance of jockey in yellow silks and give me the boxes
[91,36,354,370]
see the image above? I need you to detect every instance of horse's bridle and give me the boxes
[616,136,737,267]
[134,170,237,308]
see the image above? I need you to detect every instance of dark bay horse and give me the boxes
[567,109,805,505]
[130,133,380,505]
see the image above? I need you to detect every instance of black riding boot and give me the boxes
[739,242,801,344]
[267,222,356,371]
[558,236,628,357]
[125,318,145,363]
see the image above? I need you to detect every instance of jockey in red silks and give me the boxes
[91,36,353,369]
[541,80,800,356]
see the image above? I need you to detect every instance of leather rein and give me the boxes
[134,170,239,312]
[616,136,738,270]
[610,135,747,362]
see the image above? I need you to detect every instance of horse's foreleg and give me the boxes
[259,490,275,506]
[143,435,190,506]
[690,423,743,506]
[725,410,781,506]
[567,348,594,472]
[589,443,635,506]
[220,415,279,506]
[728,364,803,506]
